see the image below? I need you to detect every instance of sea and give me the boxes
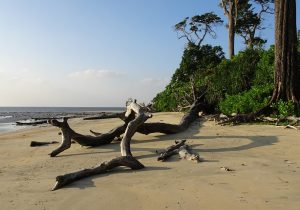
[0,107,125,133]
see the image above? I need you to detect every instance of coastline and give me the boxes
[0,112,300,210]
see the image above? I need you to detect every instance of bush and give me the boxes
[219,84,273,115]
[271,100,296,118]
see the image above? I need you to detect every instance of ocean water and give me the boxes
[0,107,125,133]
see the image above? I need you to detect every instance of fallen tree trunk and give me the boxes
[52,156,144,191]
[83,112,125,120]
[48,95,206,156]
[30,141,59,147]
[48,117,133,157]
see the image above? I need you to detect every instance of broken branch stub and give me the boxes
[120,100,152,156]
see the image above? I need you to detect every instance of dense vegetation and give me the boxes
[152,1,300,117]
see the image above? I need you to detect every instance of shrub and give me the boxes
[271,100,296,118]
[219,84,273,115]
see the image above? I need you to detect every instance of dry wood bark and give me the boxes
[30,141,59,147]
[157,140,186,161]
[48,96,205,156]
[52,156,144,191]
[120,100,152,156]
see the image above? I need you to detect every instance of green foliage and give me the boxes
[206,48,261,104]
[254,45,274,86]
[219,84,273,115]
[152,44,276,114]
[174,12,223,46]
[271,100,296,118]
[152,44,224,111]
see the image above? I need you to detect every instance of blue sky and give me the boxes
[0,0,299,106]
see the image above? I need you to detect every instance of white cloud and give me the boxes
[140,77,169,86]
[69,69,125,79]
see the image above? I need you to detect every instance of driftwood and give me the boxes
[157,140,186,161]
[157,140,200,163]
[51,100,150,190]
[30,141,59,147]
[48,95,206,156]
[83,112,125,120]
[16,120,48,126]
[120,100,152,156]
[178,145,200,162]
[52,156,144,191]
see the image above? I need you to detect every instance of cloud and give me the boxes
[69,69,125,79]
[140,77,169,86]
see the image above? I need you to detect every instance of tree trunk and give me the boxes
[52,156,144,191]
[228,2,235,59]
[271,0,300,105]
[48,96,206,156]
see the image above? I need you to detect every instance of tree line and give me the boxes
[152,0,299,120]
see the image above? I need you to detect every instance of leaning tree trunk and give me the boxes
[271,0,300,105]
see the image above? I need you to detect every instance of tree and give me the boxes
[270,0,299,106]
[235,0,274,49]
[220,0,240,59]
[174,12,223,47]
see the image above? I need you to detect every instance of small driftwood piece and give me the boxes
[16,120,48,126]
[52,156,144,191]
[83,112,125,120]
[157,140,200,163]
[178,145,200,163]
[157,140,186,161]
[30,141,59,147]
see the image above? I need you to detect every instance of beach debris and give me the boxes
[178,144,200,163]
[157,140,186,161]
[48,93,207,157]
[220,167,235,172]
[16,120,48,126]
[30,141,59,147]
[52,156,144,191]
[83,112,125,120]
[157,140,200,163]
[284,125,298,130]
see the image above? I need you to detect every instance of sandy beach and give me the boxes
[0,112,300,210]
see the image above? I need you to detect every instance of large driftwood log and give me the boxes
[52,156,144,191]
[48,116,133,157]
[49,95,205,156]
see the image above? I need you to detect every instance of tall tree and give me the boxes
[235,0,274,48]
[271,0,299,105]
[220,0,239,59]
[174,12,223,47]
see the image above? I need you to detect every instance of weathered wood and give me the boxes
[30,141,59,147]
[178,145,200,163]
[157,140,186,161]
[48,115,133,157]
[137,96,206,135]
[83,112,125,120]
[120,100,152,156]
[16,120,48,126]
[48,95,205,156]
[52,156,144,191]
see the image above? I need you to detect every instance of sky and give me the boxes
[0,0,299,107]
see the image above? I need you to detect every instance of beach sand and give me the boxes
[0,112,300,210]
